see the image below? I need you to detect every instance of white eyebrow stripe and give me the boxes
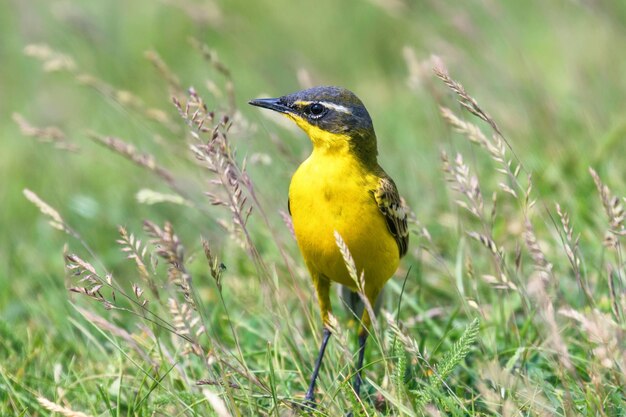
[293,100,353,115]
[318,101,352,114]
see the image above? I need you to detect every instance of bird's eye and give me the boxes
[308,103,326,118]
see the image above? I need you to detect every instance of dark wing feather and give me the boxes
[373,176,409,257]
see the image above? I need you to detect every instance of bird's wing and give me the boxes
[373,176,409,258]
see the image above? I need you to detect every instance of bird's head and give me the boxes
[249,86,377,160]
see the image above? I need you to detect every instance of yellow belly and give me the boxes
[289,152,400,292]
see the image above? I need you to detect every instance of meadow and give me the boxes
[1,0,626,415]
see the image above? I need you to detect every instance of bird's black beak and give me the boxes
[248,97,292,114]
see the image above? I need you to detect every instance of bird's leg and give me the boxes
[353,330,368,397]
[305,275,333,404]
[352,287,379,398]
[305,327,332,403]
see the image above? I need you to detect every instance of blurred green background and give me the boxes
[2,0,626,413]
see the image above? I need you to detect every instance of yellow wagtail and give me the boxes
[249,86,408,403]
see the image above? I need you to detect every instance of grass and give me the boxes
[2,0,626,415]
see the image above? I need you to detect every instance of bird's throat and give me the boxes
[286,113,379,165]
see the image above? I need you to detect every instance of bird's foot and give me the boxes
[297,394,317,414]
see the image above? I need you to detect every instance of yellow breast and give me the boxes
[289,147,400,291]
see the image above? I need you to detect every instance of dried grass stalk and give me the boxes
[202,389,233,417]
[37,396,94,417]
[433,64,502,137]
[144,220,195,308]
[524,220,572,371]
[89,134,176,186]
[441,151,484,219]
[23,189,67,232]
[12,113,79,152]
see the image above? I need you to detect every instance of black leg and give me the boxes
[353,332,368,397]
[305,327,332,403]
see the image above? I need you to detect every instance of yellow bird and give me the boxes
[249,86,408,404]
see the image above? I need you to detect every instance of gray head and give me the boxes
[249,86,374,136]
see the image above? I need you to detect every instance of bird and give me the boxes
[249,86,408,405]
